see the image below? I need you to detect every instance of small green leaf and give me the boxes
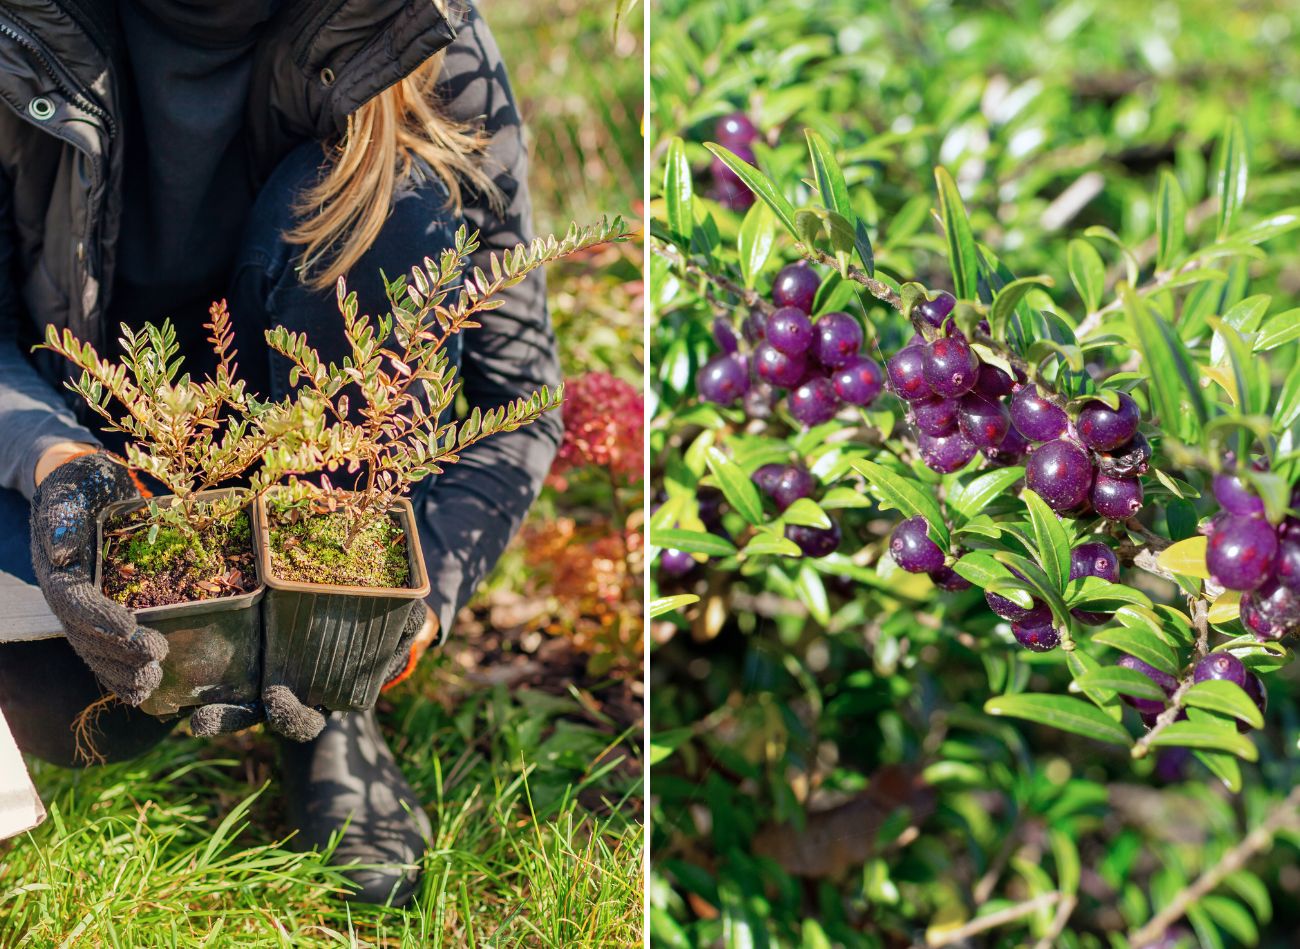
[1124,284,1208,436]
[1092,627,1180,677]
[663,137,693,245]
[1063,577,1153,612]
[1253,309,1300,352]
[706,447,764,525]
[781,497,832,529]
[1215,117,1249,239]
[742,531,803,557]
[704,143,799,238]
[1230,207,1300,245]
[1185,679,1265,728]
[737,201,776,289]
[1022,489,1070,590]
[1067,238,1106,313]
[796,563,830,626]
[984,693,1132,746]
[1149,720,1258,761]
[947,467,1026,522]
[849,458,949,547]
[1201,895,1259,947]
[651,528,737,558]
[649,595,699,619]
[934,166,978,301]
[989,276,1053,341]
[805,129,873,274]
[1077,667,1169,701]
[1155,168,1187,271]
[1157,536,1210,579]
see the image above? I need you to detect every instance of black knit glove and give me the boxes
[30,452,168,706]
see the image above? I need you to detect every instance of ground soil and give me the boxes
[265,502,411,589]
[102,509,257,610]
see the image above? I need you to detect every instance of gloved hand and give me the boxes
[30,451,169,706]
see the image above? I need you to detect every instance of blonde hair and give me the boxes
[288,44,501,290]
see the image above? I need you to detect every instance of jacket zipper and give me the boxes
[0,16,116,139]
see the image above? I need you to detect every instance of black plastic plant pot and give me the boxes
[94,489,264,718]
[252,490,430,713]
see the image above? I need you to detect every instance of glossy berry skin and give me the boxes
[1076,393,1140,451]
[1206,514,1278,591]
[1117,655,1177,716]
[1275,538,1300,592]
[974,363,1015,398]
[922,333,979,398]
[1193,652,1248,688]
[697,354,750,404]
[1096,432,1151,478]
[787,377,839,427]
[918,430,977,474]
[1240,579,1300,640]
[957,394,1011,449]
[1025,439,1093,512]
[741,309,767,343]
[886,346,932,402]
[1213,472,1265,517]
[715,111,759,148]
[1010,386,1067,442]
[1069,541,1120,625]
[752,463,785,496]
[890,516,945,574]
[912,397,960,437]
[986,590,1051,626]
[1091,474,1144,520]
[915,291,956,328]
[771,262,820,313]
[983,423,1029,465]
[754,342,806,388]
[929,566,971,591]
[832,357,884,406]
[1012,621,1060,652]
[786,521,840,558]
[811,312,863,368]
[767,306,814,355]
[712,317,739,355]
[659,547,696,578]
[770,466,815,512]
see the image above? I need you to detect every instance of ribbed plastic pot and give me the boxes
[253,490,430,713]
[94,490,263,718]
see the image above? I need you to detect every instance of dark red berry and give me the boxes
[1192,652,1247,687]
[770,465,815,512]
[1240,579,1300,640]
[974,363,1015,398]
[915,291,956,328]
[752,463,785,496]
[698,488,725,531]
[1275,538,1300,592]
[711,146,756,211]
[1069,540,1120,625]
[811,312,863,368]
[1116,655,1177,716]
[741,309,768,343]
[1025,439,1093,512]
[754,342,806,388]
[1076,393,1140,451]
[918,430,977,473]
[1095,432,1151,478]
[922,333,979,398]
[771,262,820,314]
[787,377,839,427]
[715,111,759,148]
[712,317,739,355]
[786,521,840,558]
[1207,514,1278,591]
[1012,621,1060,652]
[767,306,814,355]
[912,396,960,437]
[890,516,945,574]
[929,566,971,590]
[659,547,696,578]
[1213,472,1265,518]
[957,394,1011,449]
[983,424,1030,465]
[1091,474,1144,520]
[886,346,932,402]
[986,589,1051,625]
[1010,385,1067,442]
[831,357,884,406]
[697,354,751,404]
[1240,673,1267,732]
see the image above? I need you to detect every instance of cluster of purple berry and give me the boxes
[752,463,841,557]
[1205,471,1300,640]
[697,261,885,426]
[1117,651,1266,734]
[709,112,759,211]
[885,291,1148,519]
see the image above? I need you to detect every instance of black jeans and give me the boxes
[0,142,461,767]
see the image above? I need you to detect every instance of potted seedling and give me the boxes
[37,303,322,717]
[257,220,626,713]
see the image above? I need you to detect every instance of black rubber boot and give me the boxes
[278,708,431,907]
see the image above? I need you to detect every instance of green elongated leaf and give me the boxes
[704,143,799,238]
[1150,721,1258,761]
[1067,238,1105,313]
[1063,577,1153,611]
[934,166,978,300]
[819,486,874,509]
[984,693,1132,746]
[649,595,699,619]
[1155,168,1187,271]
[1201,895,1259,947]
[849,458,949,547]
[805,129,874,275]
[1211,294,1270,366]
[1275,361,1300,429]
[1230,207,1300,245]
[742,530,803,557]
[1092,627,1180,677]
[989,276,1053,341]
[1195,749,1243,792]
[781,497,832,529]
[706,447,764,525]
[737,200,776,289]
[947,467,1026,522]
[1185,679,1265,728]
[1049,829,1081,897]
[1068,648,1124,713]
[1124,284,1208,435]
[796,563,830,626]
[663,137,694,245]
[1077,667,1169,701]
[651,527,737,557]
[951,550,1015,589]
[1223,872,1272,926]
[1022,489,1070,590]
[991,551,1071,627]
[1215,117,1249,239]
[1253,309,1300,352]
[1207,317,1269,417]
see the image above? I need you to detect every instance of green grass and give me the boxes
[0,656,643,947]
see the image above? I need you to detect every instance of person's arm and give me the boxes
[415,3,562,638]
[0,167,100,499]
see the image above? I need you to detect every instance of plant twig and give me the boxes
[802,247,904,311]
[1033,893,1077,949]
[651,240,774,314]
[921,892,1062,948]
[1131,598,1210,759]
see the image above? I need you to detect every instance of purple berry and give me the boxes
[1010,386,1067,442]
[786,521,840,558]
[911,397,958,437]
[1025,439,1093,512]
[743,382,776,419]
[712,317,739,355]
[957,394,1011,449]
[741,309,768,343]
[929,566,971,590]
[1240,579,1300,640]
[787,377,839,427]
[752,463,785,496]
[915,291,956,328]
[1275,538,1300,592]
[659,548,696,578]
[698,488,725,531]
[918,430,978,473]
[831,357,884,406]
[771,263,820,314]
[974,363,1015,398]
[1091,474,1144,520]
[983,424,1030,465]
[711,147,756,211]
[1096,432,1151,478]
[1012,621,1060,652]
[697,354,751,404]
[754,342,806,388]
[890,516,945,574]
[986,589,1051,625]
[1116,655,1177,716]
[811,312,863,368]
[715,111,759,148]
[770,465,815,512]
[1207,514,1278,591]
[1076,393,1140,451]
[1241,673,1267,731]
[886,346,932,402]
[922,333,979,398]
[1192,652,1247,687]
[767,306,814,355]
[1069,541,1120,625]
[1213,472,1266,518]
